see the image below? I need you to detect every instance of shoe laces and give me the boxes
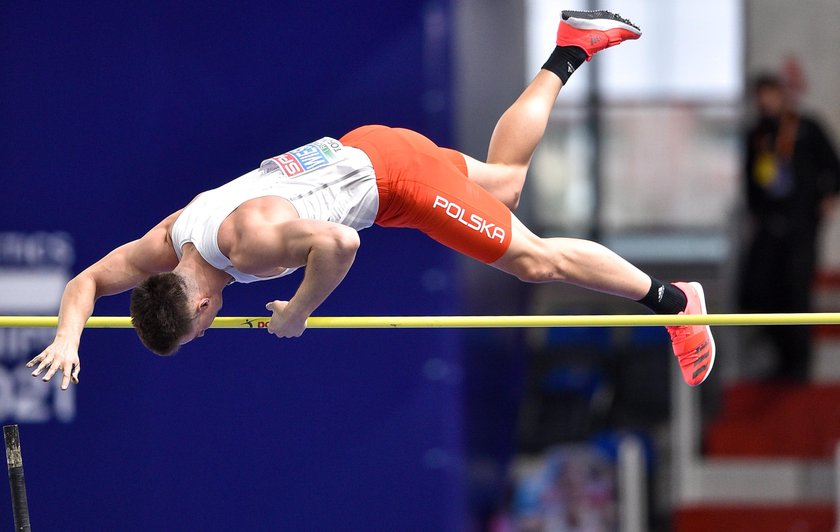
[666,322,692,343]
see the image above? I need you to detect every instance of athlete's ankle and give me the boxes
[637,277,688,314]
[541,45,587,84]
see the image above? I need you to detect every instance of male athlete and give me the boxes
[28,10,715,391]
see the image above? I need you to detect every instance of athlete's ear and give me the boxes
[198,298,211,312]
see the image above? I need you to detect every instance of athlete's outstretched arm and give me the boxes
[260,220,360,338]
[27,212,181,389]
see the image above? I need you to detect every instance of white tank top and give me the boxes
[170,137,379,283]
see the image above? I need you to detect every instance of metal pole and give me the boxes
[4,425,31,532]
[618,436,647,532]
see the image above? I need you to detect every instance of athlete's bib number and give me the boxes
[260,137,344,178]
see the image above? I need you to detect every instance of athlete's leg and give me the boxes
[460,10,641,210]
[461,70,563,210]
[494,217,716,387]
[492,216,650,298]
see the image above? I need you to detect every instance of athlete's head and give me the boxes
[130,272,222,355]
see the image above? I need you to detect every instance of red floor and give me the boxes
[675,504,834,532]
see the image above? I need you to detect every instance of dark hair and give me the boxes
[130,272,193,355]
[751,72,782,94]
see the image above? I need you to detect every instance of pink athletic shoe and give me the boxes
[666,282,716,387]
[557,10,641,60]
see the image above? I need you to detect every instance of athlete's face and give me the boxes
[180,294,223,345]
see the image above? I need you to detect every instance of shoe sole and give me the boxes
[561,10,642,36]
[688,281,716,385]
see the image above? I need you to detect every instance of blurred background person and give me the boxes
[739,66,840,381]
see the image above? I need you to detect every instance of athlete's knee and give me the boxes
[504,188,522,211]
[497,165,526,210]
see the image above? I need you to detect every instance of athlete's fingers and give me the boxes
[26,352,44,368]
[266,300,289,313]
[43,362,61,382]
[72,363,81,384]
[61,369,72,390]
[266,300,283,312]
[32,356,52,376]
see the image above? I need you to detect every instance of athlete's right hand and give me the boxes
[27,339,81,390]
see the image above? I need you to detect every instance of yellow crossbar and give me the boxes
[0,313,839,329]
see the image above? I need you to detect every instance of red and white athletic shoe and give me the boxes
[667,282,716,387]
[557,10,641,60]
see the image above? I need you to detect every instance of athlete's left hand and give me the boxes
[265,300,308,338]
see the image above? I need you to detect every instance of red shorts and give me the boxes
[340,125,512,263]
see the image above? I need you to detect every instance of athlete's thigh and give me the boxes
[384,151,514,264]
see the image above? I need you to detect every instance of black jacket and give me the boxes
[745,113,840,232]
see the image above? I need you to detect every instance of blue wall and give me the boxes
[1,2,465,530]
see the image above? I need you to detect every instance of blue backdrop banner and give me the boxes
[1,2,464,530]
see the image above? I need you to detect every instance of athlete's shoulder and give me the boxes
[127,209,184,270]
[154,207,186,239]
